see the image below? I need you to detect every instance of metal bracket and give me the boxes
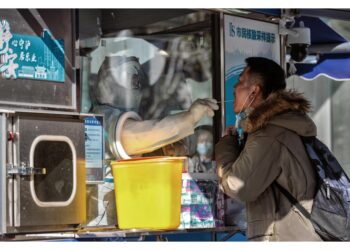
[6,162,46,177]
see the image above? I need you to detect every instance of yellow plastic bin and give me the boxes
[111,156,185,230]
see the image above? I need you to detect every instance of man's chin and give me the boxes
[233,106,238,114]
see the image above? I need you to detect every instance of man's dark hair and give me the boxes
[245,57,286,98]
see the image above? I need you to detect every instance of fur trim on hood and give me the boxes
[242,90,311,133]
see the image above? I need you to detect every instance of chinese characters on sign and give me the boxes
[0,20,19,79]
[12,38,37,63]
[0,19,65,82]
[84,116,104,182]
[229,22,276,43]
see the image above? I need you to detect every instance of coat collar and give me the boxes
[242,90,311,133]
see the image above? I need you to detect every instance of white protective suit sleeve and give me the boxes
[119,98,218,157]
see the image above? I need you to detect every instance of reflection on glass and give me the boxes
[188,125,215,173]
[33,141,73,202]
[86,11,214,159]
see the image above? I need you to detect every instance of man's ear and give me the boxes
[250,84,259,95]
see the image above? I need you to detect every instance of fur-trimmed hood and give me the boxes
[242,90,317,136]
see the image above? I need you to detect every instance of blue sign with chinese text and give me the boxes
[0,19,65,82]
[84,116,103,170]
[229,22,276,43]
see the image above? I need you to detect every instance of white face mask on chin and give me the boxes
[196,142,213,156]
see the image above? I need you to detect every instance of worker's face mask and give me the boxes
[196,142,213,156]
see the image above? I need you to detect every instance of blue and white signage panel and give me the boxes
[85,116,104,171]
[224,15,280,127]
[0,19,65,82]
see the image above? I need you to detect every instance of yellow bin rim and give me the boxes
[112,156,187,166]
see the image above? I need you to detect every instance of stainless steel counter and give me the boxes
[2,226,244,241]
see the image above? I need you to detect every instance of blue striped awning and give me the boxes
[295,53,350,80]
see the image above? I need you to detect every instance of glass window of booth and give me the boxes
[80,10,244,233]
[80,9,216,173]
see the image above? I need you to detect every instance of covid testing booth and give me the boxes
[0,8,349,241]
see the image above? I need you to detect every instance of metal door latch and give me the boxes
[7,162,46,177]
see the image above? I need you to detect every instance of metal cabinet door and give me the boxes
[12,114,86,228]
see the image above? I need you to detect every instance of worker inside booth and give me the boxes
[90,52,217,161]
[188,125,216,173]
[81,10,220,226]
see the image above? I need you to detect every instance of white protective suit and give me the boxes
[91,55,218,159]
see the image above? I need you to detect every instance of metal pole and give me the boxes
[0,113,7,234]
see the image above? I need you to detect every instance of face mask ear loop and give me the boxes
[246,93,256,111]
[235,94,249,128]
[238,92,250,115]
[238,90,256,115]
[235,92,256,145]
